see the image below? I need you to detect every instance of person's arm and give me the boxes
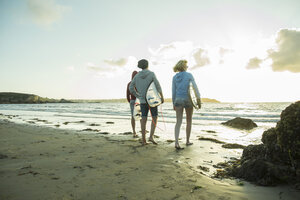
[126,82,130,103]
[129,77,139,98]
[153,73,164,103]
[172,76,176,109]
[191,74,201,108]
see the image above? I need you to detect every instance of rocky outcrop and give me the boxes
[221,117,258,130]
[218,101,300,186]
[0,93,73,104]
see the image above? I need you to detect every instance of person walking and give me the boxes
[129,59,164,145]
[126,70,138,138]
[172,60,201,150]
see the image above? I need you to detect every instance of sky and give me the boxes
[0,0,299,102]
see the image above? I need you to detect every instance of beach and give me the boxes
[1,119,299,200]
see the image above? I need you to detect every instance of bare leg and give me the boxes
[131,117,137,137]
[185,107,193,145]
[149,116,158,144]
[140,117,148,145]
[174,106,184,148]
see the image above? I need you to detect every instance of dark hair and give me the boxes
[138,59,148,69]
[131,71,138,80]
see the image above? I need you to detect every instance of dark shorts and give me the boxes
[140,103,158,117]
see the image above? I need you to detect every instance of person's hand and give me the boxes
[160,93,164,104]
[197,98,201,109]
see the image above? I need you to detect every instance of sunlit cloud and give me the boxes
[246,57,263,69]
[86,56,138,77]
[244,29,300,73]
[190,48,210,69]
[219,47,234,64]
[267,29,300,73]
[86,62,113,72]
[149,41,194,64]
[149,41,213,70]
[219,47,233,57]
[103,58,128,66]
[27,0,70,27]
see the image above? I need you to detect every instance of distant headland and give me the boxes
[0,92,72,104]
[0,92,220,104]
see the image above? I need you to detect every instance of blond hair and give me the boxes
[173,60,188,72]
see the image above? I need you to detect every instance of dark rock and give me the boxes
[203,130,217,133]
[241,144,266,161]
[222,143,246,149]
[98,132,109,135]
[89,123,100,126]
[121,132,133,135]
[262,128,277,146]
[81,128,100,132]
[276,101,300,160]
[0,154,8,159]
[198,137,225,144]
[221,117,258,130]
[197,165,210,172]
[230,159,295,186]
[59,98,72,103]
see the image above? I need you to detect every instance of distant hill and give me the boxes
[0,92,72,104]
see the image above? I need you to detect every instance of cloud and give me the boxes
[149,43,176,55]
[86,56,138,77]
[149,41,194,63]
[149,41,214,70]
[27,0,70,26]
[267,29,300,73]
[103,58,128,66]
[86,62,113,72]
[246,57,263,69]
[219,47,233,57]
[191,48,210,69]
[219,47,234,64]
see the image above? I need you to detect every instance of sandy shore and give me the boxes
[0,120,299,200]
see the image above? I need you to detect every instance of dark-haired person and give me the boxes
[172,60,201,150]
[129,59,164,145]
[126,70,138,138]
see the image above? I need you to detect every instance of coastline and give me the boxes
[0,120,299,200]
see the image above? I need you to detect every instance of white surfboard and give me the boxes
[146,82,162,107]
[133,98,141,120]
[188,81,201,109]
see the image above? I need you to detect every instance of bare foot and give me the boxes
[149,138,158,145]
[186,142,193,146]
[175,144,184,150]
[133,134,138,138]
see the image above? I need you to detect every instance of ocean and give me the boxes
[0,102,290,145]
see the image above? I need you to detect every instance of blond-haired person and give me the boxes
[172,60,201,150]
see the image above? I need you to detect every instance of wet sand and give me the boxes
[0,120,299,200]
